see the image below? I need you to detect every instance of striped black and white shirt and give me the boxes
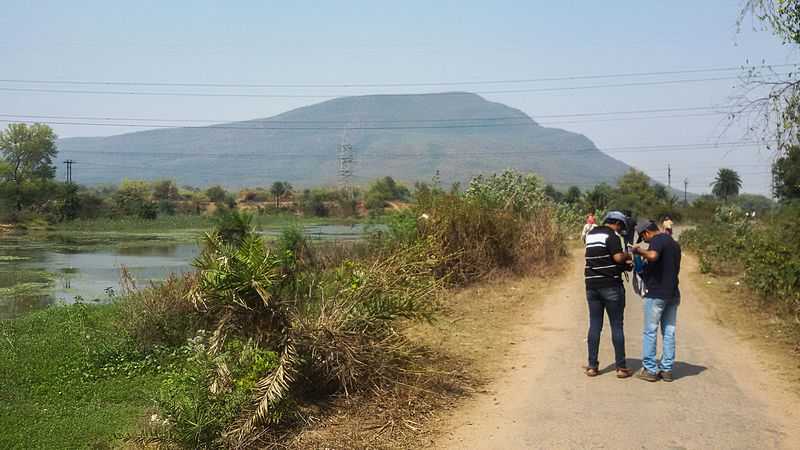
[584,225,625,289]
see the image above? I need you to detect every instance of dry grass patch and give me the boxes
[689,260,800,390]
[284,266,562,449]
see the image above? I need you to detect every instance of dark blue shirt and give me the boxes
[642,233,681,300]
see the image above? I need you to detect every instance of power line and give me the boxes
[0,63,793,88]
[0,74,785,99]
[49,141,772,159]
[0,105,724,124]
[0,119,535,131]
[0,111,732,133]
[0,105,726,125]
[0,110,741,132]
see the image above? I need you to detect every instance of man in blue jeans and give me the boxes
[583,211,633,378]
[631,221,682,382]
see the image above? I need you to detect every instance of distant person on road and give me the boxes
[662,215,674,236]
[631,221,682,382]
[621,209,637,246]
[580,222,597,243]
[581,212,598,242]
[583,211,633,379]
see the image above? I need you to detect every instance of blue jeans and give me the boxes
[586,285,626,369]
[642,297,680,374]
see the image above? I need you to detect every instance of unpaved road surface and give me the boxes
[434,251,800,449]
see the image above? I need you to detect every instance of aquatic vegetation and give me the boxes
[0,281,53,297]
[0,255,30,262]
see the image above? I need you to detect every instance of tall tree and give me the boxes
[585,183,613,211]
[611,169,660,214]
[0,123,58,211]
[738,2,800,174]
[772,144,800,201]
[711,168,743,202]
[565,186,582,204]
[543,184,563,203]
[270,181,292,208]
[205,185,227,204]
[152,179,180,201]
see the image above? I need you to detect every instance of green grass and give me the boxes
[0,303,168,449]
[52,214,216,233]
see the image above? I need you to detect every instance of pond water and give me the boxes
[0,223,370,319]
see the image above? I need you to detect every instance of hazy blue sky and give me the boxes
[1,1,796,194]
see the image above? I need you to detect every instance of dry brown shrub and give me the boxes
[417,194,565,284]
[117,269,203,351]
[512,211,568,275]
[304,240,375,271]
[251,347,472,450]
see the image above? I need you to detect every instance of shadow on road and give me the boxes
[600,359,708,380]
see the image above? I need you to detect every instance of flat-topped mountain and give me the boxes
[56,92,633,188]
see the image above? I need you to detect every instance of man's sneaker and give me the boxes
[659,371,674,382]
[636,368,659,382]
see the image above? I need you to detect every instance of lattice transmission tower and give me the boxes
[337,143,354,196]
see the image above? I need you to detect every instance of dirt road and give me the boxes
[433,251,800,449]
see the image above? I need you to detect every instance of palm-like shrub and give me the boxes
[211,209,255,245]
[188,232,296,444]
[174,230,441,447]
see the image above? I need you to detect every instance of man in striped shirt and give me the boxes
[583,211,633,378]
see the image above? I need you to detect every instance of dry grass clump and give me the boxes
[416,193,565,284]
[513,213,568,274]
[277,348,473,450]
[116,269,204,351]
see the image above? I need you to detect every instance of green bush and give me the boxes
[680,223,746,275]
[140,335,280,449]
[681,206,800,321]
[742,222,800,316]
[364,176,409,211]
[375,209,418,245]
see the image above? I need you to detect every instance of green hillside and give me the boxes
[55,93,634,188]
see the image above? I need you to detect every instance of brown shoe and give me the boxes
[616,368,633,379]
[659,371,674,382]
[636,368,659,382]
[584,366,599,377]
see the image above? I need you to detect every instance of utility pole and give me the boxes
[667,164,672,189]
[63,159,75,184]
[683,178,688,206]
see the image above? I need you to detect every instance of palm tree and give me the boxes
[270,181,293,208]
[711,168,742,202]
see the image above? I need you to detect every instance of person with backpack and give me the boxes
[630,221,682,382]
[583,211,633,378]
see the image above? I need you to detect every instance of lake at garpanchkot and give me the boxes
[0,223,370,319]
